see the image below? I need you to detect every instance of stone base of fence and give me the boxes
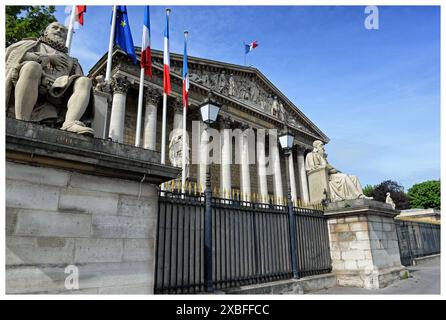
[413,254,440,266]
[220,273,337,294]
[325,199,407,289]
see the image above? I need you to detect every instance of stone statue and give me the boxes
[386,192,396,209]
[228,73,236,96]
[278,101,286,122]
[249,77,259,102]
[201,71,210,87]
[217,70,228,94]
[305,140,371,202]
[5,22,94,135]
[271,95,279,117]
[211,72,219,90]
[189,72,201,83]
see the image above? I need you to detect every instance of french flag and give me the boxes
[245,40,259,54]
[141,6,152,78]
[182,32,189,109]
[76,6,86,26]
[163,9,171,95]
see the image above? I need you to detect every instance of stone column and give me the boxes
[143,87,161,150]
[325,199,406,289]
[172,98,183,133]
[109,76,130,143]
[288,148,298,205]
[271,133,284,202]
[297,146,310,203]
[239,126,252,201]
[256,129,268,202]
[220,117,232,198]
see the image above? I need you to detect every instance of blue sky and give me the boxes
[54,5,440,190]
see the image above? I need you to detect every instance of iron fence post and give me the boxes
[284,151,299,279]
[204,163,214,292]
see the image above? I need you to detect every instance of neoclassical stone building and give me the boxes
[88,47,329,204]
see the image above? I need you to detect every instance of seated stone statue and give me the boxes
[305,140,371,202]
[5,22,94,135]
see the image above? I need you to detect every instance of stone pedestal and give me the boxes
[5,118,180,294]
[307,167,330,203]
[325,199,406,289]
[91,90,111,139]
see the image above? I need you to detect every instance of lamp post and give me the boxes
[198,90,221,292]
[279,126,299,279]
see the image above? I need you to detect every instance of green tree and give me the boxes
[407,180,440,209]
[363,184,375,197]
[6,6,57,47]
[369,180,410,210]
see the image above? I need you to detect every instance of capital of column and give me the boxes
[296,144,310,155]
[172,97,183,114]
[219,115,233,130]
[111,75,130,95]
[144,86,162,106]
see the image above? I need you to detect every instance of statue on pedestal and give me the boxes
[305,140,371,202]
[386,192,396,209]
[5,22,94,135]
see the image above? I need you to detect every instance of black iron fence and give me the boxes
[396,220,440,266]
[154,191,332,294]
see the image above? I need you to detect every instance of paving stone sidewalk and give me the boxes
[309,258,440,295]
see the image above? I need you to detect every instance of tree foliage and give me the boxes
[407,180,440,209]
[6,6,57,47]
[368,180,410,210]
[363,184,375,197]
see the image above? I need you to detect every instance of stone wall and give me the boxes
[326,199,406,289]
[6,161,159,294]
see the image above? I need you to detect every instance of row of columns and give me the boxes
[105,75,310,203]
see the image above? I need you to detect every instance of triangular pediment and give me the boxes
[89,47,329,143]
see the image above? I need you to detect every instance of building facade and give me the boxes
[89,47,329,205]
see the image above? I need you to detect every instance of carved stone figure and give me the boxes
[201,71,210,88]
[94,75,110,93]
[258,91,266,110]
[217,70,228,94]
[278,101,286,122]
[5,22,94,135]
[305,140,371,202]
[189,72,201,83]
[265,94,273,113]
[249,77,259,102]
[169,133,190,178]
[271,95,279,117]
[228,73,236,96]
[211,72,219,90]
[386,192,396,209]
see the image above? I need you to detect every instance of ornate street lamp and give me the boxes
[199,90,221,292]
[279,125,299,279]
[199,91,221,125]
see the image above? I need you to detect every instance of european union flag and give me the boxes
[114,6,137,64]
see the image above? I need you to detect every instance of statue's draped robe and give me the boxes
[305,151,364,201]
[5,39,94,123]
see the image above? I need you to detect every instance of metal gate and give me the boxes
[396,220,440,266]
[154,191,332,294]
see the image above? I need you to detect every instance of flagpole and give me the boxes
[135,68,145,147]
[104,5,117,139]
[161,8,171,174]
[65,5,76,54]
[181,31,189,194]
